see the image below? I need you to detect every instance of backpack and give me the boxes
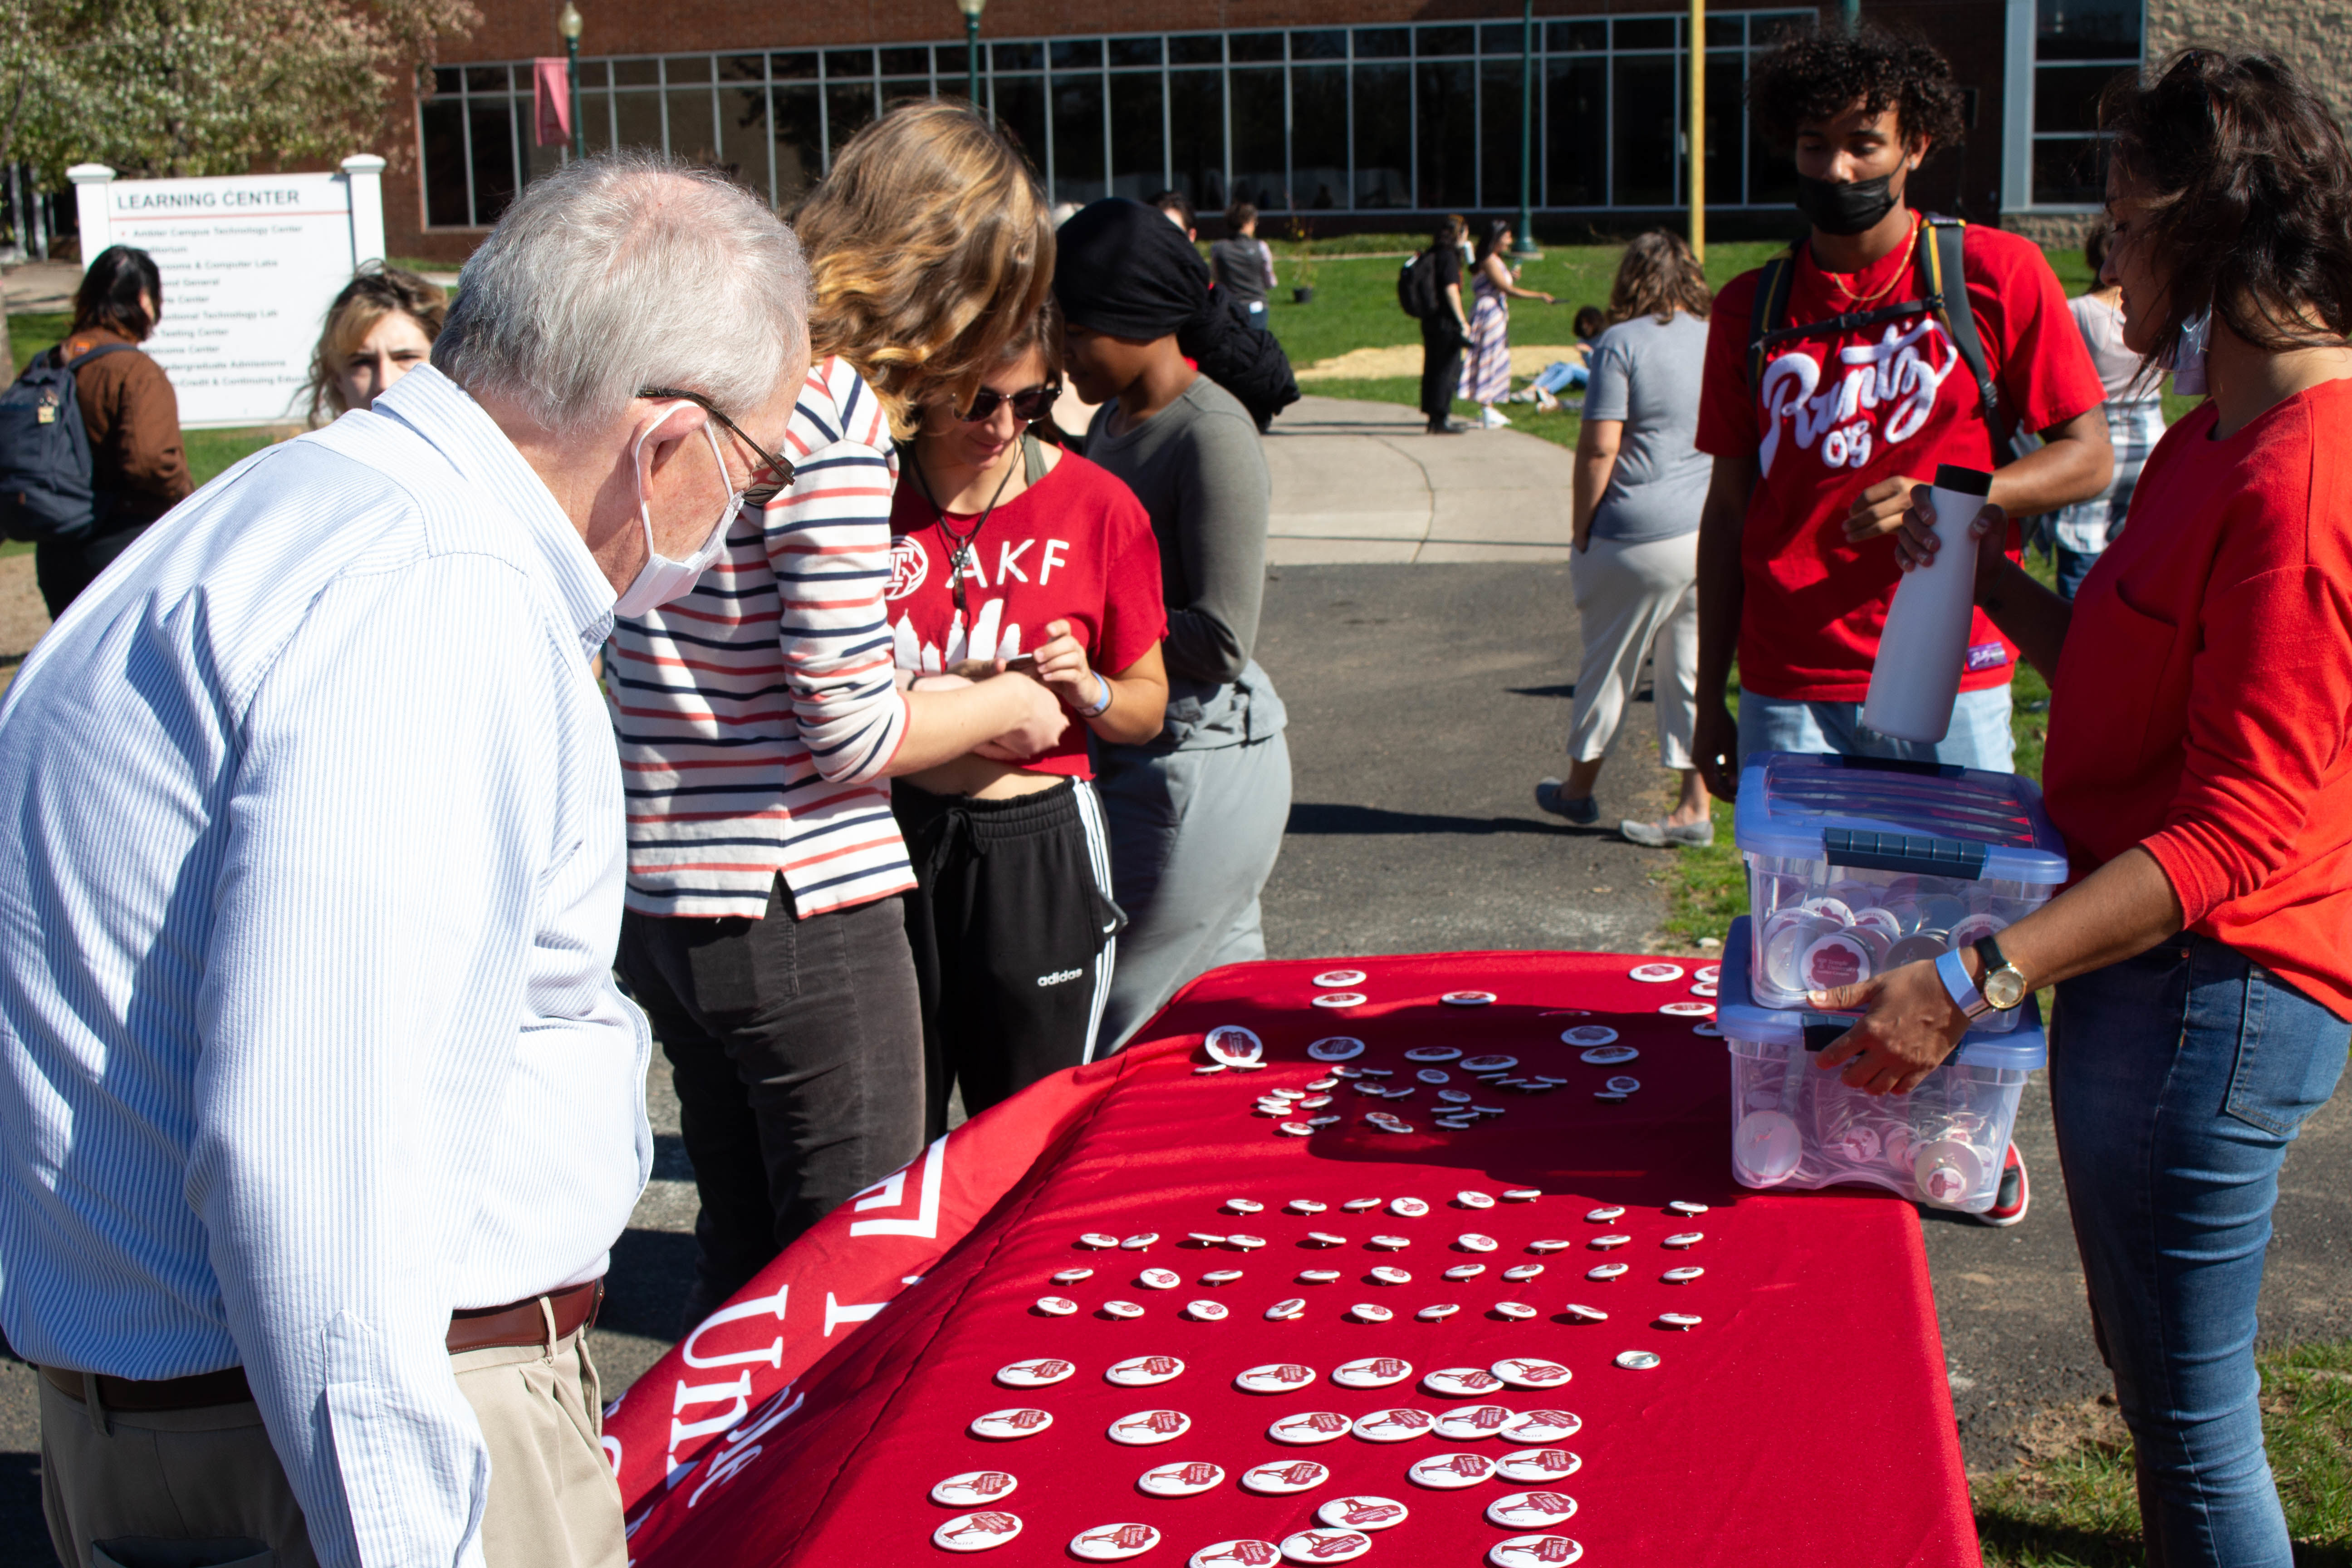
[0,342,137,543]
[1397,249,1444,320]
[1744,216,2030,465]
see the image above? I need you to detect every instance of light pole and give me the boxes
[1513,0,1538,256]
[559,1,584,164]
[958,0,987,107]
[1689,0,1705,261]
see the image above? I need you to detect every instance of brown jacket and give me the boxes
[60,326,192,532]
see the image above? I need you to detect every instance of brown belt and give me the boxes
[41,1278,605,1413]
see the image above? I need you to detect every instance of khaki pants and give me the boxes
[40,1328,624,1568]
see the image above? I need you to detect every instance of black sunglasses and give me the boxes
[638,387,796,505]
[959,382,1063,424]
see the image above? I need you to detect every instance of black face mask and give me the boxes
[1795,171,1901,236]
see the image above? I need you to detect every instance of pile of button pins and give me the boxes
[1753,880,2023,1012]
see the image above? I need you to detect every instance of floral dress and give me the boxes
[1458,266,1513,405]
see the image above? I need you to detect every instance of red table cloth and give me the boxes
[606,951,1977,1567]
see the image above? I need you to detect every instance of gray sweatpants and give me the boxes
[1094,732,1293,1051]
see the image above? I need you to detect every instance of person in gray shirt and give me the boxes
[1535,230,1718,847]
[1055,198,1293,1051]
[1209,201,1276,330]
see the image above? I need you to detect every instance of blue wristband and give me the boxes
[1083,677,1113,717]
[1936,947,1986,1018]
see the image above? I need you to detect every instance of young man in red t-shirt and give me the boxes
[1691,30,2112,799]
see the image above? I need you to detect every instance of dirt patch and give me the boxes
[1297,343,1586,382]
[0,555,49,690]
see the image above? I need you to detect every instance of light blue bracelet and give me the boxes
[1935,947,1984,1016]
[1083,677,1113,717]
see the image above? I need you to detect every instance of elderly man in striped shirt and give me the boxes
[0,154,934,1568]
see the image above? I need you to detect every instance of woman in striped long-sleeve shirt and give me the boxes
[607,102,1068,1326]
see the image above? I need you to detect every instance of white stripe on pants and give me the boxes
[1566,530,1700,771]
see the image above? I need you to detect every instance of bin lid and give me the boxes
[1732,751,2069,887]
[1717,915,2047,1070]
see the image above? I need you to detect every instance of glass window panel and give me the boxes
[1109,72,1165,200]
[573,60,608,88]
[719,79,769,194]
[665,56,712,84]
[434,66,461,94]
[1353,62,1411,208]
[1290,64,1346,211]
[1544,56,1606,206]
[2036,0,2141,59]
[1613,54,1677,206]
[827,83,877,153]
[1170,34,1222,64]
[578,88,614,154]
[421,97,469,225]
[2035,64,2129,133]
[992,76,1048,172]
[720,54,764,83]
[1707,16,1745,46]
[1051,39,1102,69]
[1168,69,1225,208]
[1481,23,1525,54]
[771,52,818,79]
[880,46,929,74]
[826,49,875,78]
[464,65,508,93]
[527,122,564,184]
[468,99,519,223]
[1228,67,1285,209]
[612,59,658,87]
[1291,29,1345,60]
[882,77,931,108]
[774,84,822,205]
[1419,26,1473,57]
[2033,135,2106,203]
[1480,59,1524,211]
[1415,60,1474,208]
[1229,32,1284,64]
[1547,21,1606,52]
[1704,54,1743,206]
[1110,37,1162,66]
[1353,28,1410,58]
[1748,97,1798,206]
[668,87,717,160]
[993,42,1043,71]
[1616,18,1677,48]
[614,88,663,153]
[1050,72,1106,202]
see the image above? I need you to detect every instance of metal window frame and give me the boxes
[2007,0,2144,211]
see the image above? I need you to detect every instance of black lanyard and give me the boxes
[908,446,1018,618]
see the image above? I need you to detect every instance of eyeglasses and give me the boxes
[959,382,1063,424]
[638,387,796,505]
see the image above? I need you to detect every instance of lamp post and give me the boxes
[1689,0,1705,261]
[1513,0,1538,256]
[958,0,987,107]
[558,0,584,163]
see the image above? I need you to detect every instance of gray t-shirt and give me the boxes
[1580,310,1712,544]
[1084,376,1287,750]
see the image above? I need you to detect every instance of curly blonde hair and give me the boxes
[793,101,1054,436]
[304,264,449,425]
[1606,230,1714,326]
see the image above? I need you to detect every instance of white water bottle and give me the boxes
[1862,463,1994,744]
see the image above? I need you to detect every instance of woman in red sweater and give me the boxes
[1813,52,2352,1567]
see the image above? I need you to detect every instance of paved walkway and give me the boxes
[1264,394,1574,564]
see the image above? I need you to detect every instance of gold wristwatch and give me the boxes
[1972,936,2029,1012]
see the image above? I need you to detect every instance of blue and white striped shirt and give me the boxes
[0,366,652,1568]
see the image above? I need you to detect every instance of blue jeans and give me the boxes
[2051,938,2349,1568]
[2055,544,2102,602]
[1735,684,2014,772]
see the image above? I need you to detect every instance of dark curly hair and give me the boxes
[2102,49,2352,365]
[1748,26,1967,157]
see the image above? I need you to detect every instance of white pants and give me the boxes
[1566,530,1699,772]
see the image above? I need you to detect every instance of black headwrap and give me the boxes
[1054,198,1299,427]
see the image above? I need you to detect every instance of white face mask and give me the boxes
[2164,306,2211,397]
[613,404,741,619]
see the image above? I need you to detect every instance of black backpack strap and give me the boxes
[1919,216,2024,462]
[1745,251,1797,394]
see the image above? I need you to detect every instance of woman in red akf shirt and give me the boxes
[1815,52,2352,1568]
[890,303,1168,1137]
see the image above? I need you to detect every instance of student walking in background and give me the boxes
[608,103,1068,1327]
[1460,219,1556,429]
[1054,198,1293,1052]
[1535,231,1716,846]
[891,302,1168,1136]
[301,263,449,422]
[1415,215,1473,434]
[37,245,190,617]
[2048,218,2166,599]
[1210,201,1278,333]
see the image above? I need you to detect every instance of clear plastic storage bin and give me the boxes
[1720,917,2045,1213]
[1732,751,2069,1029]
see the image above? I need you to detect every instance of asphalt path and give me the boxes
[3,561,2348,1562]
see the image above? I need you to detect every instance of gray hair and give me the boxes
[434,151,810,430]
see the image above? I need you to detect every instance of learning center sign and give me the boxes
[69,157,387,428]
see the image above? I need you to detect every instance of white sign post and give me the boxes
[68,156,388,428]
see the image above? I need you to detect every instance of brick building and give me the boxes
[390,0,2304,263]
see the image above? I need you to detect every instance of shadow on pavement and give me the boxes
[0,1450,54,1568]
[1285,803,1565,838]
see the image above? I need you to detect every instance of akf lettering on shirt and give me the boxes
[1696,221,2107,704]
